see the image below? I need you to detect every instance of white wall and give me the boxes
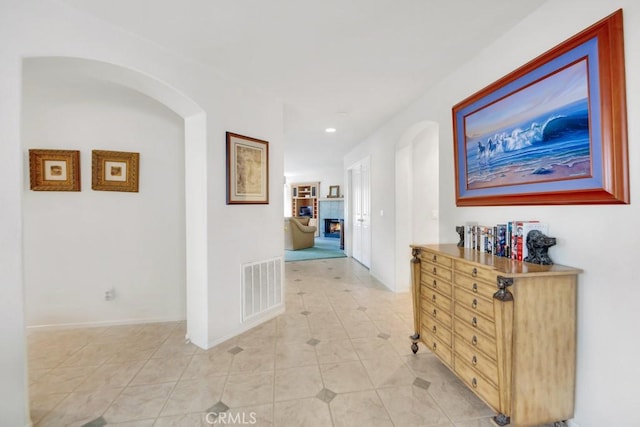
[0,1,283,425]
[22,65,186,327]
[344,1,640,425]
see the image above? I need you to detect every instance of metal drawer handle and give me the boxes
[472,267,478,277]
[432,280,437,288]
[472,299,478,309]
[432,255,437,262]
[472,283,478,293]
[433,267,437,275]
[432,309,437,317]
[472,378,478,388]
[471,317,478,327]
[432,294,437,302]
[472,355,478,365]
[432,325,437,334]
[432,342,437,351]
[471,335,478,346]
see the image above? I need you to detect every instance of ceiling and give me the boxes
[58,0,547,176]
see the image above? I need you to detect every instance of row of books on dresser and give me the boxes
[463,221,548,261]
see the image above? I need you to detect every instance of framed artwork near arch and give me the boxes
[226,132,269,204]
[29,149,81,191]
[92,150,139,192]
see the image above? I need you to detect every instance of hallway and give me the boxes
[28,257,507,426]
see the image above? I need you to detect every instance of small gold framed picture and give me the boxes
[29,149,81,191]
[92,150,139,192]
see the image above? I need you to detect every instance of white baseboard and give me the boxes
[26,316,186,331]
[567,420,580,427]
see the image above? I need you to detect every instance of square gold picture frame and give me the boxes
[92,150,139,192]
[29,149,81,191]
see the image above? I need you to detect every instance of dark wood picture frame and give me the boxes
[453,9,628,206]
[29,149,81,191]
[226,132,269,204]
[92,150,139,192]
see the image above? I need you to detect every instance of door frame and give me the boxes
[346,156,371,267]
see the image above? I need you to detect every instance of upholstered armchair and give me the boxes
[284,217,317,250]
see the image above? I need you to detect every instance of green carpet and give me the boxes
[285,238,346,262]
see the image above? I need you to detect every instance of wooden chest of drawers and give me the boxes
[410,244,581,427]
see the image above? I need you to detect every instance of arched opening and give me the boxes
[395,121,439,291]
[21,57,209,347]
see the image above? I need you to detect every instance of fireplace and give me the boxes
[323,218,342,238]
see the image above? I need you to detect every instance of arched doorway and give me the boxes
[21,57,209,347]
[395,121,440,291]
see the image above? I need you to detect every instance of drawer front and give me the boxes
[454,304,496,339]
[421,251,452,268]
[454,355,500,411]
[454,260,497,284]
[421,271,452,297]
[454,335,498,386]
[422,303,452,330]
[422,314,452,347]
[454,287,494,319]
[423,334,452,367]
[422,287,452,312]
[453,274,496,301]
[422,263,452,282]
[454,319,498,360]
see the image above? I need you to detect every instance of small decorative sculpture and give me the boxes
[523,230,556,265]
[456,226,465,247]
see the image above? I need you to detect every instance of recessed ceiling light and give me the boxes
[325,128,337,133]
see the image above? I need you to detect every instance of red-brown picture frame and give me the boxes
[452,9,628,206]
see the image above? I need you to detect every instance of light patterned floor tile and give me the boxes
[329,390,393,427]
[377,384,451,426]
[360,354,415,388]
[129,356,191,385]
[229,345,276,373]
[319,361,373,394]
[36,387,123,426]
[160,376,227,416]
[103,382,175,423]
[274,365,324,402]
[273,397,333,427]
[26,257,499,427]
[75,360,145,391]
[222,371,274,408]
[314,339,360,364]
[275,341,319,369]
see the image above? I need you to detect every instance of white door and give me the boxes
[350,159,371,268]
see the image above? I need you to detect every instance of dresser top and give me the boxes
[411,243,582,276]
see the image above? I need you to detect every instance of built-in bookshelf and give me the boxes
[291,182,319,236]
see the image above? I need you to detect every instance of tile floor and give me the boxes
[28,257,521,426]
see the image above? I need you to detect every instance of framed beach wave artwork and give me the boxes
[453,9,628,206]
